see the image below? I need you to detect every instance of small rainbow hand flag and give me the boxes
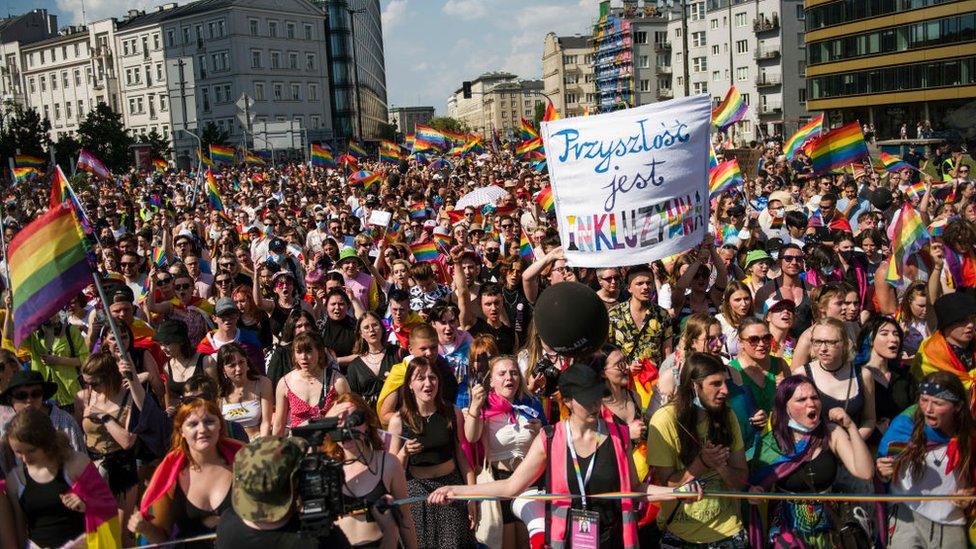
[206,169,225,211]
[519,229,535,260]
[784,114,824,160]
[886,441,908,457]
[311,144,336,168]
[151,246,167,267]
[535,187,554,213]
[408,202,427,219]
[410,241,440,262]
[152,158,168,172]
[804,122,869,175]
[928,217,950,236]
[349,170,381,191]
[711,85,748,131]
[904,181,926,201]
[879,151,913,173]
[433,232,453,248]
[337,153,358,167]
[709,159,743,197]
[886,202,930,283]
[209,144,235,164]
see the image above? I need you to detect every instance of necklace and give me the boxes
[933,445,950,467]
[819,360,844,374]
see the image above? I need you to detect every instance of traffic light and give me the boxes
[462,81,472,99]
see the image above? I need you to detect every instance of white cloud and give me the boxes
[55,0,158,25]
[382,0,408,31]
[442,0,488,20]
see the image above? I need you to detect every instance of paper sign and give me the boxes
[368,209,392,227]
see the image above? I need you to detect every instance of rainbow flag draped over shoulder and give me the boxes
[209,144,235,164]
[410,241,440,262]
[9,204,93,345]
[76,149,112,180]
[711,86,747,130]
[783,114,823,160]
[68,462,122,548]
[879,151,912,173]
[886,202,930,283]
[709,159,743,197]
[206,169,224,211]
[15,153,45,168]
[348,139,368,158]
[804,122,869,175]
[311,144,336,168]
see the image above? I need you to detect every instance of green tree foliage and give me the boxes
[76,103,133,172]
[428,117,469,134]
[0,104,51,164]
[200,122,229,150]
[54,133,82,171]
[138,128,172,160]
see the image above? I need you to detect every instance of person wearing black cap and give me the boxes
[427,359,679,549]
[913,291,976,393]
[0,370,87,465]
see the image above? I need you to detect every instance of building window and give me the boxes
[73,69,81,86]
[711,70,721,81]
[86,67,92,84]
[249,19,259,36]
[196,24,204,43]
[201,88,210,111]
[741,120,752,133]
[217,20,225,38]
[690,2,705,21]
[710,18,719,30]
[693,81,708,94]
[167,30,175,46]
[271,51,281,69]
[638,55,649,68]
[304,24,313,40]
[798,88,807,102]
[711,45,720,55]
[268,21,278,38]
[28,78,35,93]
[634,31,647,44]
[692,31,706,47]
[153,33,160,49]
[182,27,190,44]
[736,67,748,80]
[736,40,749,54]
[123,41,130,56]
[734,12,747,27]
[308,83,317,100]
[692,57,707,72]
[273,83,282,100]
[306,54,315,71]
[51,73,57,90]
[156,63,163,81]
[741,93,749,105]
[251,50,262,69]
[286,23,295,39]
[291,83,300,100]
[160,95,167,111]
[288,52,298,69]
[566,92,579,103]
[796,4,805,20]
[798,60,806,76]
[639,79,651,92]
[563,54,577,64]
[42,105,49,121]
[255,82,265,100]
[128,98,136,115]
[198,55,207,78]
[215,85,224,104]
[311,115,320,128]
[78,100,84,118]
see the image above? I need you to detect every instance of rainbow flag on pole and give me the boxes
[885,202,930,283]
[197,149,215,168]
[711,86,748,130]
[9,204,93,345]
[535,187,554,214]
[803,122,870,175]
[415,124,449,150]
[542,100,561,122]
[348,139,368,158]
[76,149,111,180]
[784,114,824,160]
[408,202,427,219]
[410,241,440,262]
[311,144,336,168]
[15,153,45,168]
[519,229,535,260]
[243,150,265,165]
[379,140,405,163]
[12,166,38,183]
[519,118,539,140]
[516,137,543,156]
[151,246,167,267]
[709,159,743,197]
[209,144,235,164]
[904,181,926,201]
[879,151,913,173]
[206,169,224,211]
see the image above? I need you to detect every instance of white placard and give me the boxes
[540,95,712,268]
[368,209,392,227]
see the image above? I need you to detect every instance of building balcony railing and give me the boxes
[753,14,779,33]
[658,88,673,99]
[759,102,782,115]
[656,65,672,75]
[755,74,781,87]
[654,41,671,53]
[755,47,781,61]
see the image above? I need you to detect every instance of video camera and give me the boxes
[290,410,367,537]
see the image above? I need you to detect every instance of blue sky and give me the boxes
[5,0,603,114]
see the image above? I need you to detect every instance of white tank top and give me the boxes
[222,399,261,429]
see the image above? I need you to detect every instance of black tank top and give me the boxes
[166,354,206,401]
[401,411,455,467]
[172,481,232,547]
[777,446,838,493]
[803,362,865,425]
[567,436,623,549]
[19,466,85,548]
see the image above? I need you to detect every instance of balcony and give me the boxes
[654,41,671,53]
[658,88,673,99]
[755,46,781,61]
[753,14,779,34]
[755,74,781,88]
[656,65,672,75]
[759,101,782,115]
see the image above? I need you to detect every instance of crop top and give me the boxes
[400,411,455,467]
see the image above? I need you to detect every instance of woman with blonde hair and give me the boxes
[128,399,243,547]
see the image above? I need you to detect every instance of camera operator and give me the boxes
[216,436,351,548]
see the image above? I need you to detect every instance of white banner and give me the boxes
[540,95,712,268]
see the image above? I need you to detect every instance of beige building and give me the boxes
[542,33,595,117]
[446,71,544,138]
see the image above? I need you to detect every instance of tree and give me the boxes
[429,117,469,134]
[138,128,171,160]
[76,103,133,172]
[200,122,229,150]
[376,122,397,142]
[54,133,81,170]
[533,102,546,125]
[0,104,51,163]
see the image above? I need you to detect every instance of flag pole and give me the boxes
[60,167,106,249]
[0,199,11,287]
[89,269,135,368]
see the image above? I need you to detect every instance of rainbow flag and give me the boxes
[12,166,37,182]
[904,181,926,201]
[516,137,543,156]
[519,229,535,260]
[151,246,167,267]
[410,241,440,262]
[152,158,168,172]
[542,100,560,122]
[209,144,235,164]
[385,220,402,244]
[337,153,358,167]
[886,202,930,283]
[70,462,122,548]
[349,169,381,190]
[404,134,415,150]
[243,150,265,165]
[76,149,111,180]
[928,217,950,236]
[50,165,70,208]
[348,139,368,158]
[711,86,747,130]
[415,124,449,150]
[536,187,554,213]
[197,148,215,168]
[9,204,93,345]
[784,114,824,160]
[804,122,869,175]
[379,141,405,163]
[408,201,427,219]
[433,232,453,248]
[879,151,912,173]
[206,169,224,211]
[15,153,45,168]
[709,159,743,197]
[519,118,539,140]
[708,144,718,171]
[442,129,469,146]
[460,137,485,157]
[311,144,335,168]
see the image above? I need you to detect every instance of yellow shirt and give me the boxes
[376,358,408,427]
[646,404,744,543]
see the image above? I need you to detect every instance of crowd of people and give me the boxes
[0,134,974,549]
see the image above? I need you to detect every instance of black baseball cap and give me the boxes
[558,362,609,406]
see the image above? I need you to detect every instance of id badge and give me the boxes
[568,508,600,549]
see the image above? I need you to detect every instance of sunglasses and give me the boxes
[219,262,235,269]
[120,261,138,267]
[11,388,44,401]
[174,283,192,291]
[500,223,513,228]
[601,275,621,282]
[215,278,232,286]
[156,276,173,284]
[781,255,804,263]
[743,334,774,346]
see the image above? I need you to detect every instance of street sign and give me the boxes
[237,111,254,129]
[236,92,255,112]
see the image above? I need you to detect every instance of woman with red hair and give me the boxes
[128,399,242,547]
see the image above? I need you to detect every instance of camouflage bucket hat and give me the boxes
[232,436,307,522]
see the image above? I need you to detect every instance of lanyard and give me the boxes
[565,420,598,509]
